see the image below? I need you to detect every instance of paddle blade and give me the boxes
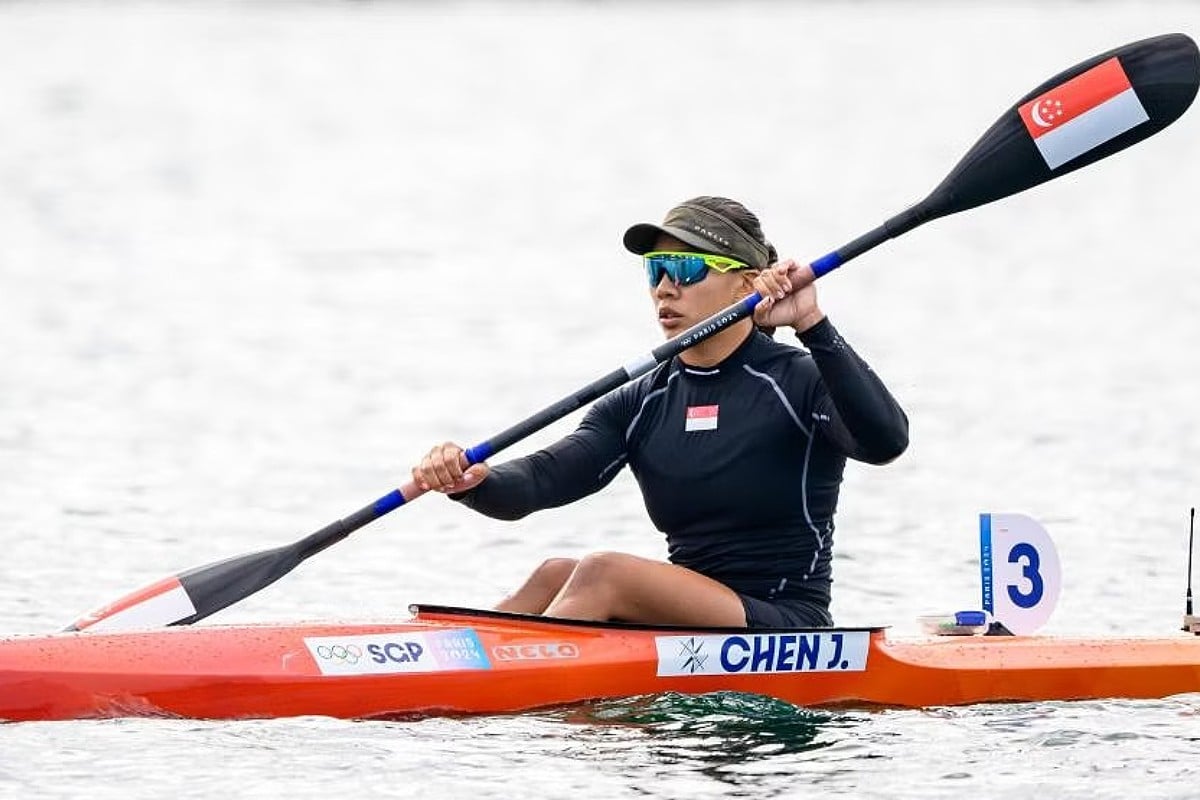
[64,488,412,631]
[923,33,1199,220]
[65,544,303,632]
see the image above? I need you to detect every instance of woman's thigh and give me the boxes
[548,552,748,627]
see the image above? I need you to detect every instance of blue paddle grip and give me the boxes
[810,252,844,278]
[373,489,406,516]
[464,443,494,465]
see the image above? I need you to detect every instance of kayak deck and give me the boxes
[1,605,1198,722]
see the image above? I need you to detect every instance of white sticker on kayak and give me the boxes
[305,629,491,676]
[655,632,869,677]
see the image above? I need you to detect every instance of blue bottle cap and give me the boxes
[954,610,987,626]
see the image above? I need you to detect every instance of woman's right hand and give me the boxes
[412,442,490,494]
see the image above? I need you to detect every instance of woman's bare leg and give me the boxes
[544,552,747,627]
[494,558,578,614]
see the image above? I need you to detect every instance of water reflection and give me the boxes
[553,691,855,784]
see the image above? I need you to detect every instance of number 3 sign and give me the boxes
[979,513,1062,635]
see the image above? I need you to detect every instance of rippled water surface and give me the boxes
[3,1,1200,797]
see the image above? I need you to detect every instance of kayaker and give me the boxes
[412,196,909,627]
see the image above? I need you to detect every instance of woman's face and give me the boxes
[648,234,755,336]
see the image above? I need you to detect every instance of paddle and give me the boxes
[65,32,1199,633]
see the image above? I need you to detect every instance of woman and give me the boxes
[413,196,908,628]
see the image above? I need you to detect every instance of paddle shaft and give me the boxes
[313,207,925,557]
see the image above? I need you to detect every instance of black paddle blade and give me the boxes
[64,543,307,631]
[923,33,1199,220]
[166,515,364,625]
[168,544,309,625]
[65,497,377,631]
[65,516,362,631]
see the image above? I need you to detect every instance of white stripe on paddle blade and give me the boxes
[71,579,197,632]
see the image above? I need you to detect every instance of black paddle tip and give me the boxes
[922,32,1200,221]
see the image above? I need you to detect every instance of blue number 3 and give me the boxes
[1007,542,1044,609]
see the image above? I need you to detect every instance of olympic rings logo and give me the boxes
[315,644,363,665]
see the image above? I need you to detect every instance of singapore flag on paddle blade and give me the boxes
[1019,56,1149,170]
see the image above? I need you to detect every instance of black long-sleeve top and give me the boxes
[455,318,908,611]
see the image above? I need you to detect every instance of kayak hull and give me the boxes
[2,605,1198,722]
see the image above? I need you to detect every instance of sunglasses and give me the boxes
[643,251,750,287]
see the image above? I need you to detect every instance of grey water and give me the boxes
[2,1,1200,797]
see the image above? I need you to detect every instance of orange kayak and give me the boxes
[1,605,1198,722]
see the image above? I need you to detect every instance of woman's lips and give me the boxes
[658,307,684,330]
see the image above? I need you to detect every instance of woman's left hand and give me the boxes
[752,259,825,333]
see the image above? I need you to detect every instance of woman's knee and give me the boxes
[570,552,627,584]
[532,557,578,588]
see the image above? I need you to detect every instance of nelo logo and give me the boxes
[492,642,580,661]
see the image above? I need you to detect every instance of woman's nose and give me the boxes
[653,273,679,297]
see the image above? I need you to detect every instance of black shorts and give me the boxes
[738,594,833,628]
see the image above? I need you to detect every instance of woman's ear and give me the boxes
[737,269,760,299]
